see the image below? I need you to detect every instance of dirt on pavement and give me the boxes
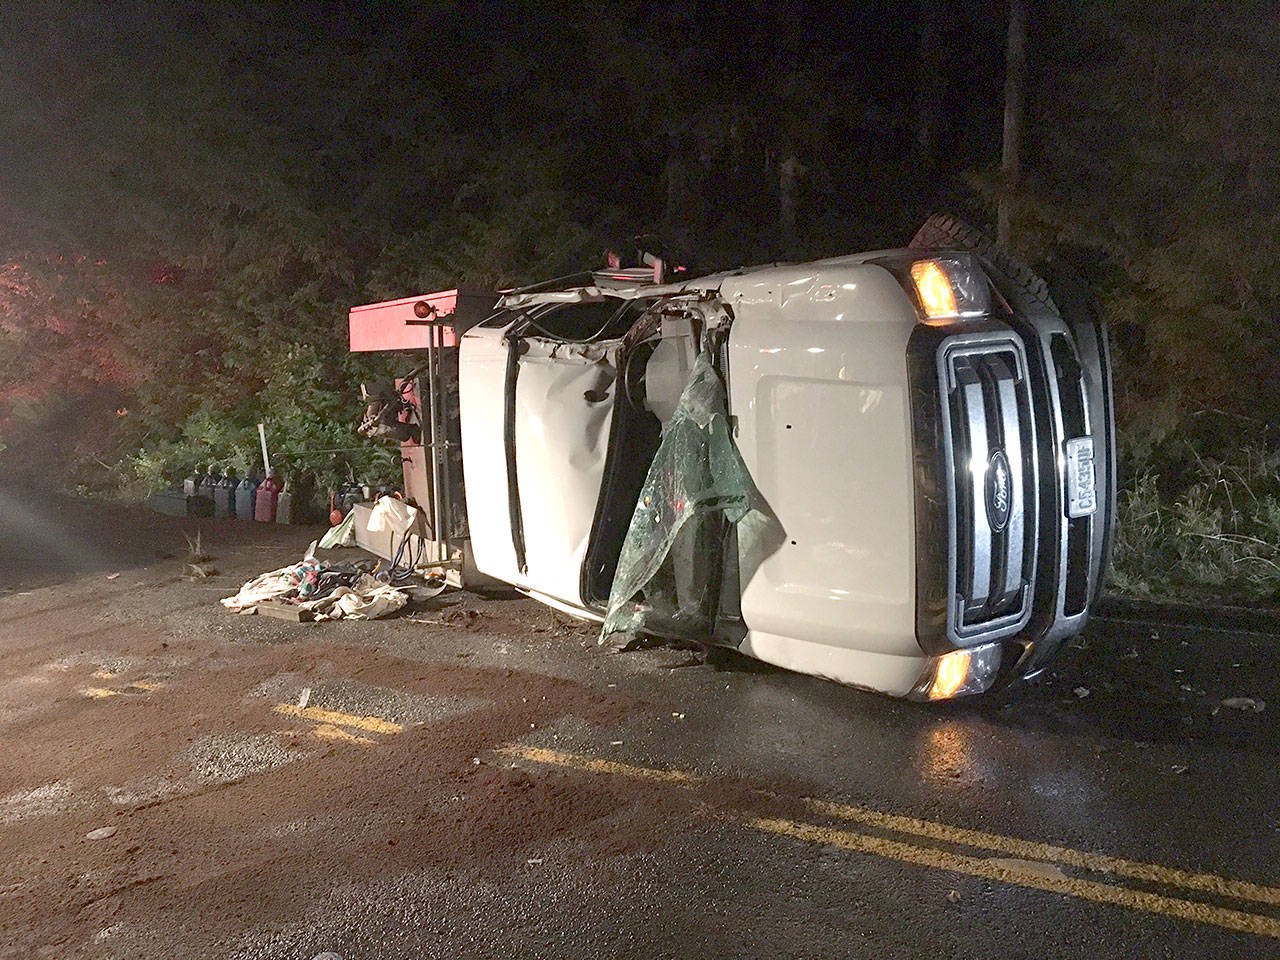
[0,489,700,957]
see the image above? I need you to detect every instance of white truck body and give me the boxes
[444,221,1115,699]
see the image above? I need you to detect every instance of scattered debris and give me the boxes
[222,557,408,620]
[186,562,217,579]
[526,857,543,865]
[258,599,311,622]
[105,572,120,581]
[946,889,962,904]
[85,826,117,841]
[1072,686,1091,699]
[1171,765,1189,775]
[441,608,483,629]
[297,687,312,710]
[1220,697,1266,713]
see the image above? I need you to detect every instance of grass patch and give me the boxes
[1110,443,1280,604]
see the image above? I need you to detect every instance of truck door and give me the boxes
[457,307,621,611]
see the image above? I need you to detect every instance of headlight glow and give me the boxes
[908,255,992,323]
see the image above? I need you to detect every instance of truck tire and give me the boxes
[908,213,1060,319]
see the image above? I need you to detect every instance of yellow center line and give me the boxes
[273,703,403,735]
[496,745,701,784]
[803,796,1280,907]
[312,723,375,745]
[746,815,1280,940]
[502,743,1280,936]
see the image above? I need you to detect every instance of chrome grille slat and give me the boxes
[943,341,1036,639]
[994,361,1025,602]
[958,368,992,607]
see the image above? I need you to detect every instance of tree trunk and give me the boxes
[913,0,948,168]
[998,0,1027,246]
[779,154,805,236]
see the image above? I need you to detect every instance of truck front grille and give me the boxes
[945,344,1037,637]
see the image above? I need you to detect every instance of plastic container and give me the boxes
[198,464,221,504]
[339,482,364,515]
[274,481,292,525]
[147,489,189,517]
[235,477,258,520]
[214,470,237,519]
[254,471,281,522]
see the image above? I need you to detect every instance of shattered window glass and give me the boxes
[601,350,762,644]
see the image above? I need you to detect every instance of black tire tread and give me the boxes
[908,213,1060,317]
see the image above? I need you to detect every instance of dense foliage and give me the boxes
[1,1,1277,598]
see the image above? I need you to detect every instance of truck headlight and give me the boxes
[910,642,1003,700]
[909,254,991,323]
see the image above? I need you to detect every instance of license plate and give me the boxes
[1064,437,1097,518]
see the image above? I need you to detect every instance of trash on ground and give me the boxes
[1219,696,1266,713]
[318,512,357,549]
[1072,686,1090,699]
[297,574,408,621]
[220,552,415,621]
[85,826,117,840]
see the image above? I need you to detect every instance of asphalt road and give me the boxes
[0,490,1277,959]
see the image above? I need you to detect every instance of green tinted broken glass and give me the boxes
[601,350,760,644]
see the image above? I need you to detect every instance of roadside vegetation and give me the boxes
[1,1,1277,605]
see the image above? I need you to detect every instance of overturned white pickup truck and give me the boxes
[351,216,1115,700]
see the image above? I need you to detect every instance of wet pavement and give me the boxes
[0,490,1277,958]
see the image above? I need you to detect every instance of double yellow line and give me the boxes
[499,745,1280,939]
[274,702,404,745]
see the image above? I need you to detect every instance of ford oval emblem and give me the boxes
[985,449,1012,532]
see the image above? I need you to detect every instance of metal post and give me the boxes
[425,323,445,566]
[437,329,455,569]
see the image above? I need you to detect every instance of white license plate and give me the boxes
[1065,437,1097,518]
